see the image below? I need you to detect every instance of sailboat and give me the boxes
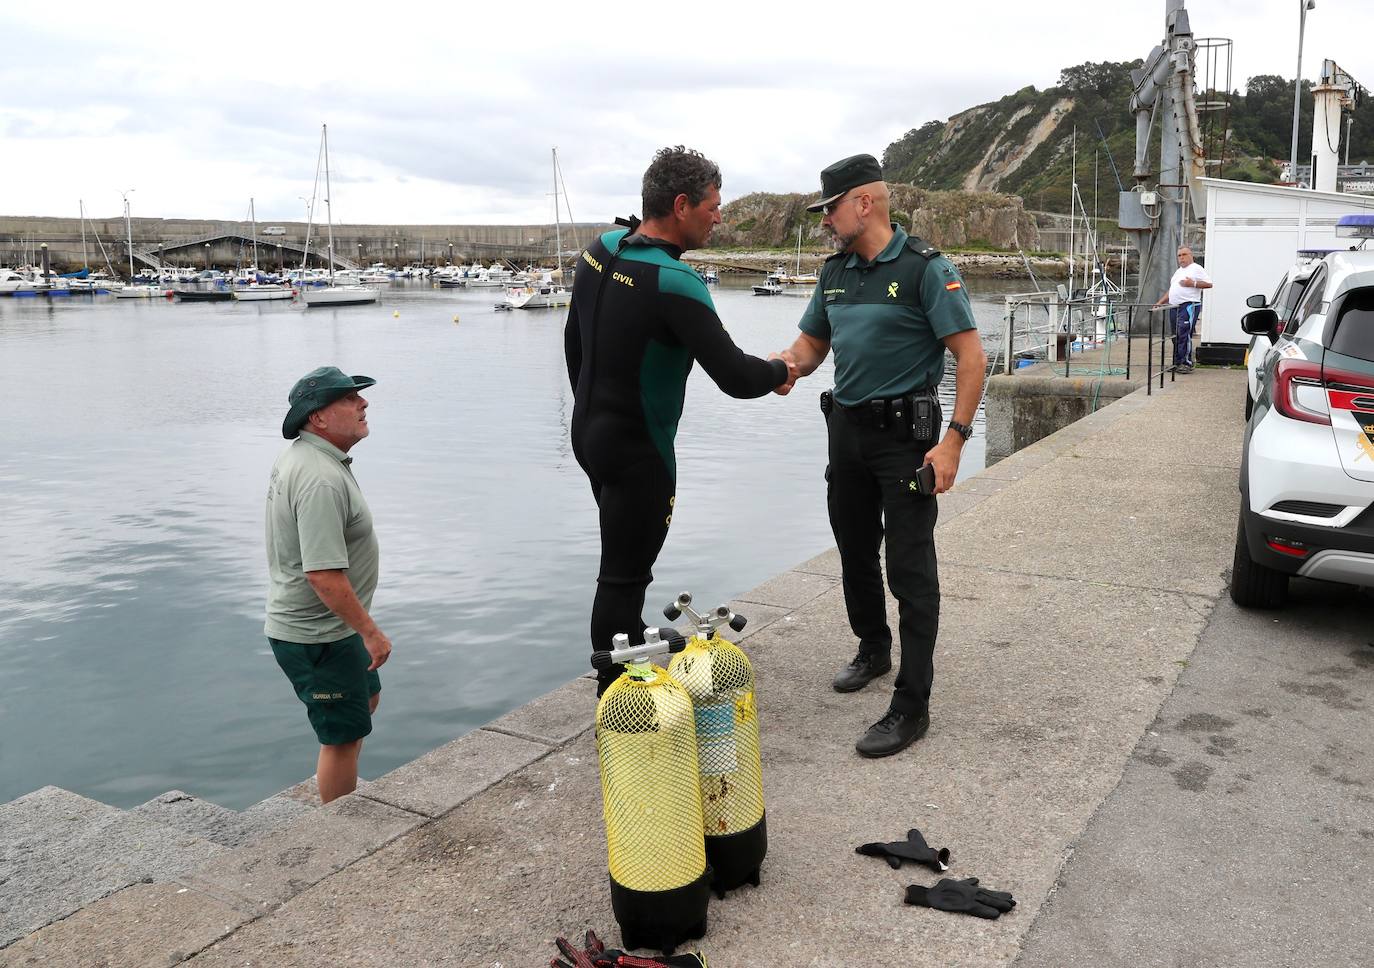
[502,147,572,310]
[302,125,379,308]
[67,200,124,292]
[114,195,170,298]
[234,198,293,301]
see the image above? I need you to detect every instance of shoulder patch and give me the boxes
[905,235,940,259]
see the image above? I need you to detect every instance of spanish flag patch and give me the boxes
[944,280,962,291]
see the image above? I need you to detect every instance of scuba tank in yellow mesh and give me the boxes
[592,627,710,954]
[597,668,706,891]
[663,594,768,896]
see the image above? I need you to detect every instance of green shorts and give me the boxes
[269,633,382,746]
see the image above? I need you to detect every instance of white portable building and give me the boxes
[1198,177,1374,363]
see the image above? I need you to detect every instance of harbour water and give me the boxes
[0,276,1019,809]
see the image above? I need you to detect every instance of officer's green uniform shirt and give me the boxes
[264,431,379,644]
[799,224,977,406]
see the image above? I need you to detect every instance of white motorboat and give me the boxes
[0,268,40,293]
[463,268,504,288]
[233,284,294,301]
[502,273,570,309]
[115,284,170,299]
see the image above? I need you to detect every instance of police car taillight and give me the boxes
[1273,358,1331,425]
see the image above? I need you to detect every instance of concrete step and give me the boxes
[132,789,317,850]
[0,786,228,948]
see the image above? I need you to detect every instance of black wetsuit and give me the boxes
[565,227,786,685]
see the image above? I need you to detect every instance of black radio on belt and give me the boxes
[911,396,936,442]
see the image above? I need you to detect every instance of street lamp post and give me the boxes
[205,243,211,270]
[393,243,399,268]
[1289,0,1316,186]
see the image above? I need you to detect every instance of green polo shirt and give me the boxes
[264,431,379,644]
[799,225,977,406]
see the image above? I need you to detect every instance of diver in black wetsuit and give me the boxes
[565,146,798,693]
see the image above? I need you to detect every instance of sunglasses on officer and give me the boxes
[822,191,866,217]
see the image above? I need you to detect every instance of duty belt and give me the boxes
[837,389,936,428]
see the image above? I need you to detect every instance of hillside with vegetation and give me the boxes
[883,60,1374,215]
[714,60,1372,256]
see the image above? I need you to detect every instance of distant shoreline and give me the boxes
[688,249,1080,280]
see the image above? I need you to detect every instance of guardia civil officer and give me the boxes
[565,147,796,694]
[265,366,391,803]
[776,154,986,757]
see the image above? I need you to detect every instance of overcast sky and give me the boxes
[2,0,1368,226]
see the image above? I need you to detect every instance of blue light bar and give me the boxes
[1336,213,1374,238]
[1297,247,1342,258]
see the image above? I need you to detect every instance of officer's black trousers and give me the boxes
[583,452,676,691]
[825,410,940,716]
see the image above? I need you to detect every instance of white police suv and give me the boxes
[1232,215,1374,608]
[1242,251,1331,419]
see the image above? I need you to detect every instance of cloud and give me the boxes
[3,0,1370,223]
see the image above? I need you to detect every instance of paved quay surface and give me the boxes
[7,366,1371,967]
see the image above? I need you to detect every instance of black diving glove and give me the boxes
[856,828,950,872]
[904,876,1016,919]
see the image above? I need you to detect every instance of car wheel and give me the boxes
[1229,510,1288,608]
[1244,389,1253,421]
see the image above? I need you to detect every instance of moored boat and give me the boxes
[174,288,233,302]
[114,284,172,299]
[302,285,379,307]
[299,125,379,309]
[232,285,295,302]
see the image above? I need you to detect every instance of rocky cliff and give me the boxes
[714,185,1039,253]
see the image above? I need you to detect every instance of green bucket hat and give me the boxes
[282,366,377,439]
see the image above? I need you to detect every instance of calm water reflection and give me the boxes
[0,276,1019,808]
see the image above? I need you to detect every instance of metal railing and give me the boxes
[1000,292,1181,394]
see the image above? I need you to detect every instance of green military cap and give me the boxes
[806,153,884,212]
[282,365,376,439]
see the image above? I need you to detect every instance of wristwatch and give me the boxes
[947,420,973,441]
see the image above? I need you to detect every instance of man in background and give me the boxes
[1153,245,1212,373]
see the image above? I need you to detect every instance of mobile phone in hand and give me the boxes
[913,462,936,496]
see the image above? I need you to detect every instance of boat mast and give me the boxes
[553,146,561,274]
[250,197,259,272]
[123,195,134,280]
[795,223,802,276]
[79,200,88,271]
[323,124,335,284]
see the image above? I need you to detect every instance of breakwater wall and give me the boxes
[0,216,617,270]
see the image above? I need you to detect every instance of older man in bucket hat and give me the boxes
[265,366,391,803]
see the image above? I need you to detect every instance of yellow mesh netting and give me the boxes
[597,666,706,891]
[668,636,766,837]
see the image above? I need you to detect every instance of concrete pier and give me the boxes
[4,368,1372,967]
[0,215,617,271]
